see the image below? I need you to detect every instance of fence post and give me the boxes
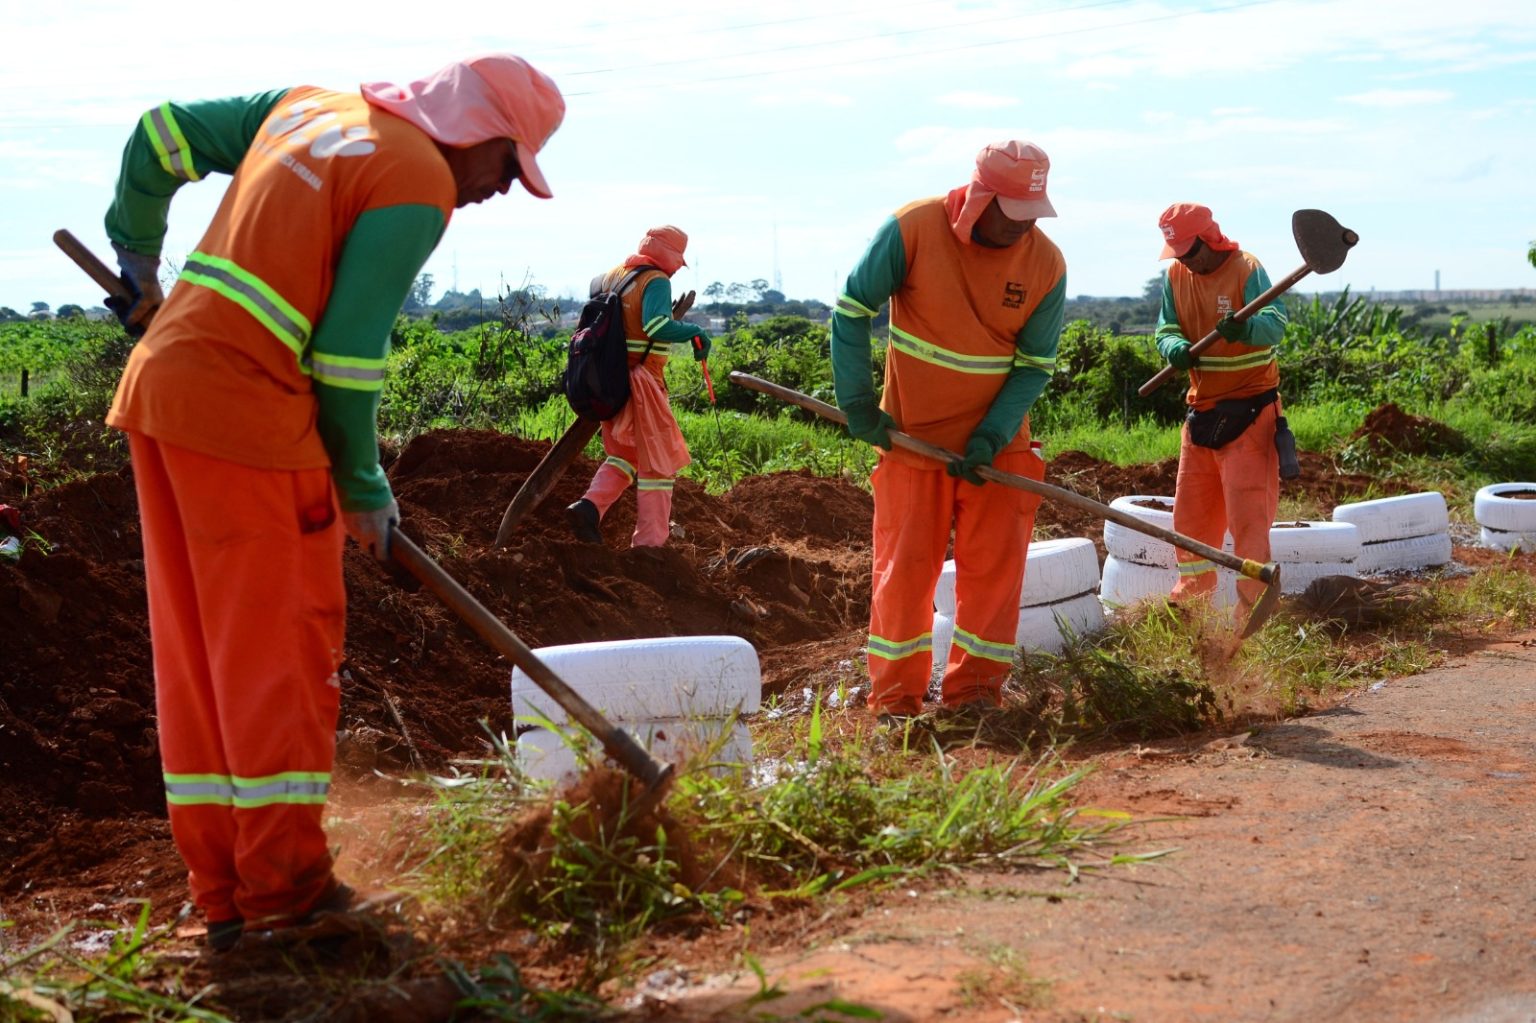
[19,368,27,397]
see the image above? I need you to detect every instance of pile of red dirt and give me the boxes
[1348,401,1467,456]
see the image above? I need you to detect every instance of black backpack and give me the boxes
[562,265,657,420]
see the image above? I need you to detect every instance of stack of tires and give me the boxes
[1474,483,1536,553]
[1099,495,1237,609]
[931,536,1105,675]
[1331,492,1452,574]
[1267,521,1363,593]
[511,636,761,783]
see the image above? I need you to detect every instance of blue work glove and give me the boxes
[1215,313,1251,342]
[1164,339,1195,370]
[107,242,164,338]
[843,399,894,451]
[343,498,399,564]
[946,433,1000,486]
[690,330,712,362]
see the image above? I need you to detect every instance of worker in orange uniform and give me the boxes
[565,226,712,553]
[832,141,1066,724]
[100,54,565,952]
[1153,203,1288,619]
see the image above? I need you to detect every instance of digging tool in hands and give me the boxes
[730,371,1283,640]
[389,527,675,804]
[1139,209,1358,396]
[53,229,160,337]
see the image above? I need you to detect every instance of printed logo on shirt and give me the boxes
[1003,282,1028,309]
[1216,295,1234,317]
[257,99,378,192]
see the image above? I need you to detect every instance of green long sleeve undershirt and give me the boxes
[1155,261,1287,361]
[639,278,711,343]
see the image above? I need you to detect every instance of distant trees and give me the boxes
[403,273,435,315]
[1528,240,1535,270]
[56,304,86,319]
[0,308,20,323]
[29,302,50,319]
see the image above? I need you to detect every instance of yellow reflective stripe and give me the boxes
[626,338,673,354]
[231,771,330,808]
[889,325,1013,375]
[143,103,203,182]
[867,631,934,662]
[643,315,670,335]
[1177,559,1216,577]
[953,625,1014,664]
[1195,350,1276,371]
[164,772,234,806]
[636,477,674,492]
[604,455,636,481]
[181,251,312,361]
[1013,351,1057,373]
[312,352,386,392]
[836,293,878,318]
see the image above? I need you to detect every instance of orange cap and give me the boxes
[1157,202,1238,259]
[975,140,1056,220]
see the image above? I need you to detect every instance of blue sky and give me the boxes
[2,0,1533,313]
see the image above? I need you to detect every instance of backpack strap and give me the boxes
[614,265,663,360]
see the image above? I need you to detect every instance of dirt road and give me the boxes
[648,633,1536,1023]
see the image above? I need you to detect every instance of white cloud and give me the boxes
[935,91,1019,109]
[1340,88,1454,107]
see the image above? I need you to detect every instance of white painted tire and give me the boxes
[933,537,1101,614]
[1479,525,1536,553]
[1016,592,1106,654]
[511,636,761,725]
[930,611,955,679]
[1100,555,1238,610]
[517,719,752,784]
[1474,483,1536,532]
[1279,561,1359,594]
[1268,522,1362,565]
[1357,532,1453,574]
[1104,495,1177,567]
[1331,492,1449,545]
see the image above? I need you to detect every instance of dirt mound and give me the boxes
[1349,402,1466,456]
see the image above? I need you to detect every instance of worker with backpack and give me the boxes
[565,226,711,553]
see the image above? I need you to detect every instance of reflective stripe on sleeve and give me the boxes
[143,103,203,182]
[312,352,387,391]
[836,293,878,318]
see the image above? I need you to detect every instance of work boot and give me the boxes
[565,499,602,544]
[205,916,244,954]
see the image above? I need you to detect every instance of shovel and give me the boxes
[730,372,1283,639]
[389,529,675,802]
[493,289,699,547]
[1139,209,1358,396]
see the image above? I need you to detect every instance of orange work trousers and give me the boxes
[128,433,345,928]
[582,365,690,548]
[867,449,1043,716]
[1170,402,1280,615]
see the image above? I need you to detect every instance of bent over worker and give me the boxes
[101,54,564,951]
[565,226,712,552]
[1153,203,1288,618]
[832,141,1066,722]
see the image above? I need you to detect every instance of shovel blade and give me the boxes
[1239,564,1283,639]
[1292,209,1359,275]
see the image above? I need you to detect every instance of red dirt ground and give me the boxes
[2,405,1530,1021]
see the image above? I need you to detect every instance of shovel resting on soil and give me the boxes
[1138,209,1359,397]
[730,372,1283,639]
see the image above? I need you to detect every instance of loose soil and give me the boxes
[2,408,1533,1022]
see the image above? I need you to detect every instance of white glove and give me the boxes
[343,499,399,563]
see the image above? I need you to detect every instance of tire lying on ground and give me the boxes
[1100,547,1238,609]
[1015,591,1105,654]
[516,718,753,784]
[1474,483,1536,551]
[934,535,1102,615]
[929,611,956,683]
[511,635,761,725]
[1103,495,1178,568]
[1267,521,1362,594]
[1331,492,1452,573]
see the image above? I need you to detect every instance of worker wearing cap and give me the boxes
[1153,203,1288,616]
[101,54,565,951]
[565,226,711,552]
[832,140,1066,722]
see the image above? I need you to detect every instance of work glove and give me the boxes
[843,399,894,451]
[1215,313,1251,342]
[690,330,712,362]
[106,243,165,338]
[1164,339,1195,370]
[946,432,1000,486]
[343,498,400,564]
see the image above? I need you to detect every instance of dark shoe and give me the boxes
[565,499,603,543]
[206,916,244,953]
[631,544,665,562]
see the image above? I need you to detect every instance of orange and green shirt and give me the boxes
[1155,251,1286,411]
[831,196,1066,467]
[104,87,455,511]
[596,265,710,382]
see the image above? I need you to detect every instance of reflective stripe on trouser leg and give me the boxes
[1170,403,1280,612]
[582,454,635,518]
[944,446,1039,707]
[130,433,345,926]
[634,477,674,547]
[866,457,952,716]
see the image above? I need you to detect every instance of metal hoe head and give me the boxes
[1239,563,1284,639]
[1292,209,1359,275]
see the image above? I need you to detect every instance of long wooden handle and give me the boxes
[1138,263,1313,397]
[53,229,131,300]
[493,416,602,547]
[390,529,674,791]
[728,371,1277,584]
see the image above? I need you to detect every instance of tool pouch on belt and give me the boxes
[1186,388,1278,450]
